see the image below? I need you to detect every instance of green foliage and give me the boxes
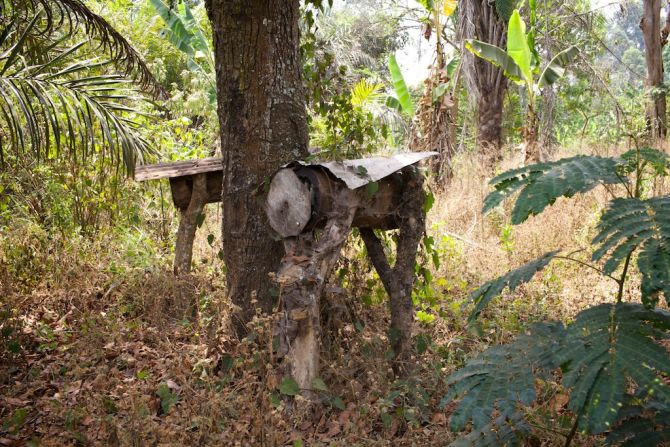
[0,0,166,175]
[467,251,558,323]
[149,0,215,104]
[538,46,581,88]
[465,40,523,83]
[484,156,624,224]
[279,377,301,396]
[594,197,670,305]
[388,54,414,116]
[156,383,179,414]
[607,397,670,446]
[448,413,529,447]
[444,322,565,431]
[507,11,533,84]
[559,304,670,433]
[447,147,670,444]
[495,0,520,22]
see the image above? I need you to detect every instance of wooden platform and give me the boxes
[135,158,223,210]
[134,157,223,182]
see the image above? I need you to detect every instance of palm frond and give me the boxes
[3,0,166,98]
[0,9,154,174]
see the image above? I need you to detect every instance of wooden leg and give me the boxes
[274,191,358,395]
[360,168,425,376]
[174,174,208,275]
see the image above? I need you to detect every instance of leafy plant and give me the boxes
[0,0,164,173]
[388,54,414,116]
[149,0,216,104]
[466,7,579,163]
[156,383,179,414]
[443,147,670,446]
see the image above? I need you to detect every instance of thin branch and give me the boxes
[556,255,619,282]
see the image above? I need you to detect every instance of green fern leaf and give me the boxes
[593,197,670,306]
[447,413,529,447]
[467,251,559,322]
[484,156,624,224]
[558,304,670,434]
[444,322,566,431]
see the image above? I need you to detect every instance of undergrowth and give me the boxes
[0,148,623,446]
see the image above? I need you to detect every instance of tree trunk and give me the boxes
[641,0,667,139]
[458,0,508,162]
[477,87,506,163]
[204,0,309,336]
[174,173,208,275]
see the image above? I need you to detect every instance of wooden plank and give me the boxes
[134,157,223,181]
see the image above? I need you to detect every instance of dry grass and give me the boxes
[0,146,636,446]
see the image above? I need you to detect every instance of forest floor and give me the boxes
[0,148,620,446]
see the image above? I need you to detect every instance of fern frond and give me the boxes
[559,304,670,434]
[467,251,559,322]
[484,156,624,224]
[443,322,566,431]
[593,197,670,306]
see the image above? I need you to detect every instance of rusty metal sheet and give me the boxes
[290,152,437,189]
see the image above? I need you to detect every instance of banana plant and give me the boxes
[466,7,579,163]
[149,0,216,105]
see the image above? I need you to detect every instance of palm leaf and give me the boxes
[5,0,165,98]
[0,43,152,173]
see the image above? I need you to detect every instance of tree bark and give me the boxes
[205,0,309,336]
[359,168,425,376]
[174,174,208,275]
[458,0,508,162]
[477,87,506,162]
[641,0,667,139]
[274,193,358,393]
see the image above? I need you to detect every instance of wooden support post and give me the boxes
[174,174,208,275]
[360,167,425,376]
[274,193,358,394]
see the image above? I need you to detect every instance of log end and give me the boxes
[266,169,312,238]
